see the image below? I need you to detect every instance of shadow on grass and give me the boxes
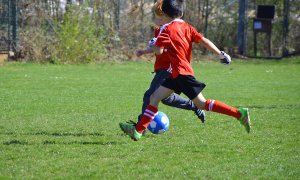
[42,140,119,145]
[0,131,104,137]
[3,140,28,145]
[237,104,299,109]
[3,139,122,146]
[2,132,125,146]
[30,132,104,137]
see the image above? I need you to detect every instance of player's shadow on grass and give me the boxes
[0,131,104,137]
[3,139,120,146]
[238,104,298,110]
[2,132,123,146]
[29,131,104,137]
[42,140,119,145]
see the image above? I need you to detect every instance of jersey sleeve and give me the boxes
[154,27,160,37]
[154,31,170,48]
[191,26,204,43]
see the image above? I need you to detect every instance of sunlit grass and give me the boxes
[0,58,299,178]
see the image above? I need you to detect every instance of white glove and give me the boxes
[147,37,157,48]
[219,51,231,65]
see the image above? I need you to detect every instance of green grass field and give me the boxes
[1,58,300,179]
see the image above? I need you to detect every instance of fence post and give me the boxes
[238,0,248,55]
[11,0,17,53]
[282,0,289,57]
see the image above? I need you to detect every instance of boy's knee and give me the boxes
[149,93,160,106]
[149,93,156,102]
[161,95,173,105]
[192,97,206,110]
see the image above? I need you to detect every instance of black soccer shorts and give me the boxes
[162,75,206,100]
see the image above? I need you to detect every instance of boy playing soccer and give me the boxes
[134,0,205,126]
[120,0,251,141]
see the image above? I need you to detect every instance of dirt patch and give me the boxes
[0,53,8,64]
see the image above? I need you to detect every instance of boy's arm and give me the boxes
[200,37,221,56]
[200,37,231,64]
[135,45,164,57]
[136,37,163,57]
[152,32,170,55]
[136,47,154,57]
[151,46,164,55]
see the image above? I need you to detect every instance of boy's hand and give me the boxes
[148,37,157,48]
[219,51,231,65]
[136,50,144,57]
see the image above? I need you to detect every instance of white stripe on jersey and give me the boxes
[167,64,172,73]
[152,19,185,45]
[159,19,184,35]
[152,19,182,74]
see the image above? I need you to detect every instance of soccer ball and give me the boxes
[147,111,169,134]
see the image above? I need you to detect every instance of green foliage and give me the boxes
[0,58,300,178]
[15,1,300,61]
[51,5,107,63]
[207,2,239,49]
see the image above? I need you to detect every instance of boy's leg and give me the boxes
[139,70,171,121]
[138,70,205,122]
[192,93,251,133]
[120,85,174,140]
[162,93,195,110]
[192,93,240,118]
[135,86,174,133]
[162,94,206,123]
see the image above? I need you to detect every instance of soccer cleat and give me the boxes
[238,108,251,133]
[119,122,142,141]
[126,120,147,136]
[126,120,137,126]
[194,109,206,123]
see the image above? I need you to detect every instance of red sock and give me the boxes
[205,99,241,119]
[136,105,158,133]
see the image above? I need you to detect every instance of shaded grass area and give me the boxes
[0,58,300,179]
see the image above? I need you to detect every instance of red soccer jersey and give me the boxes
[153,27,171,72]
[155,19,203,78]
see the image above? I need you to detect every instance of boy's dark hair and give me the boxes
[162,0,185,18]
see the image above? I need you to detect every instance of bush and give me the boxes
[50,5,107,63]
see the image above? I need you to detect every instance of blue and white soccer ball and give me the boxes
[147,111,169,134]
